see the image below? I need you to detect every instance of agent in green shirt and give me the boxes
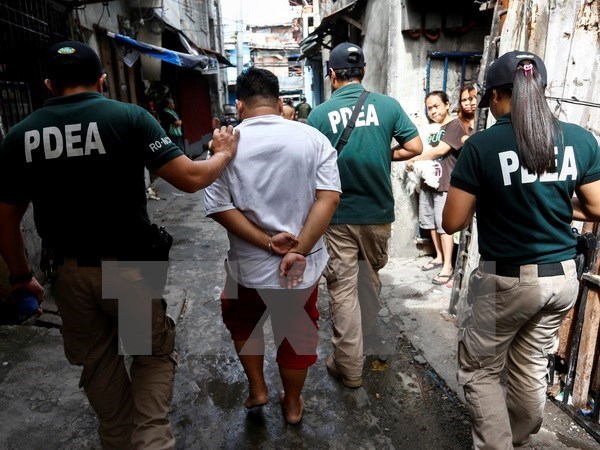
[294,96,312,123]
[0,40,239,449]
[308,42,422,388]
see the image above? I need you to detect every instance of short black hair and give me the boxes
[332,67,364,83]
[236,67,279,103]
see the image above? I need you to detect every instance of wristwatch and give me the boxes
[267,238,274,255]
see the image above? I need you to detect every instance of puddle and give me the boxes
[396,371,422,395]
[203,378,246,410]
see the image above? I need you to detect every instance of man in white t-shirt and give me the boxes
[204,67,341,424]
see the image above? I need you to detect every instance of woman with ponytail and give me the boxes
[442,51,600,449]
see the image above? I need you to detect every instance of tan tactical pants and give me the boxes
[53,258,177,450]
[323,223,391,379]
[458,259,578,450]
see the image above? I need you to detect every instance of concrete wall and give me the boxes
[159,0,227,122]
[318,0,358,18]
[361,1,489,257]
[73,2,126,38]
[500,0,599,135]
[161,0,212,49]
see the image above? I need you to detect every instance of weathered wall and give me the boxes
[73,2,126,37]
[365,1,488,257]
[362,0,390,94]
[319,0,359,18]
[500,0,599,135]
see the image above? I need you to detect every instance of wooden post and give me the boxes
[572,274,600,409]
[564,225,600,406]
[592,350,600,422]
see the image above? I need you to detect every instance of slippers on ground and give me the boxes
[432,272,453,285]
[279,391,304,425]
[421,260,443,271]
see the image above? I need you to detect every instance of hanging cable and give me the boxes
[97,1,110,26]
[546,96,600,109]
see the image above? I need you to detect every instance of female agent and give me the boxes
[443,51,600,449]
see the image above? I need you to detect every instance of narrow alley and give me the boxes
[1,0,599,448]
[141,176,474,448]
[1,172,599,449]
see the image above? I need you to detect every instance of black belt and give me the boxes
[55,255,115,267]
[481,261,564,277]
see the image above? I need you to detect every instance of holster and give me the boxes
[140,224,173,262]
[574,228,597,280]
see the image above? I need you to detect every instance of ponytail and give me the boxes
[510,61,561,175]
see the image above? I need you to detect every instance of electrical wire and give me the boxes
[546,96,600,109]
[136,6,156,22]
[97,1,110,26]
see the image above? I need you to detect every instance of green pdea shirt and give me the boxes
[451,114,600,264]
[0,92,183,255]
[308,83,418,224]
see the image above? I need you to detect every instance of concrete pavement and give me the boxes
[0,176,598,449]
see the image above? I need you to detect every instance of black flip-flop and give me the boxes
[422,260,443,271]
[432,272,453,285]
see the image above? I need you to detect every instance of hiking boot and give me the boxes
[326,354,363,388]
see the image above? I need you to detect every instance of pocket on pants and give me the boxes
[457,341,484,419]
[459,373,484,420]
[323,261,337,286]
[366,224,391,271]
[152,299,177,359]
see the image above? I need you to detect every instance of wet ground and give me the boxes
[156,179,473,449]
[1,173,599,449]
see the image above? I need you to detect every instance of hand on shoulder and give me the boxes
[209,125,240,160]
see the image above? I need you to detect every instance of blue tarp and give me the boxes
[109,32,214,70]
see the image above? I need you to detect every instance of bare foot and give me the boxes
[279,391,304,424]
[243,392,269,409]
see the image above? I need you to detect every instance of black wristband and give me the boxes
[8,271,34,285]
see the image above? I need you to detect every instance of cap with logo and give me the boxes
[45,41,103,83]
[328,42,366,73]
[478,50,547,108]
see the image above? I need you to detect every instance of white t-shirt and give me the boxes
[204,114,342,289]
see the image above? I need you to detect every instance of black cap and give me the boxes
[45,41,103,83]
[328,42,366,71]
[478,50,547,108]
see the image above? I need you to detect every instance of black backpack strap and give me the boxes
[335,90,370,153]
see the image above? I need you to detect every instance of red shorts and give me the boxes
[220,276,319,369]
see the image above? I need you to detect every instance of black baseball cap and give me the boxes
[45,41,103,84]
[328,42,366,72]
[478,50,547,108]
